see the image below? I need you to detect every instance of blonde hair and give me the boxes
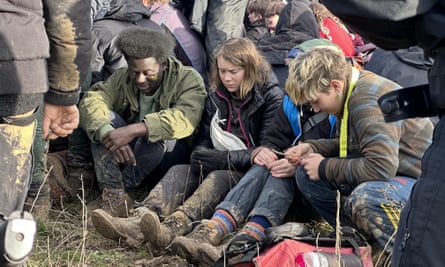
[210,37,272,99]
[285,47,350,104]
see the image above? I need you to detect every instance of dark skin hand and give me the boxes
[103,122,147,165]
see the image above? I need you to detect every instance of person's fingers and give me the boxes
[104,141,111,150]
[61,114,79,129]
[42,118,52,140]
[120,148,131,164]
[46,131,59,140]
[120,150,136,166]
[128,150,136,166]
[48,124,72,138]
[114,146,135,165]
[104,140,116,152]
[61,121,79,131]
[113,150,125,163]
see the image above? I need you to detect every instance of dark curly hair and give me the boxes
[116,28,175,63]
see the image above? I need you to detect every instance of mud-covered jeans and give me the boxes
[91,112,190,192]
[0,112,36,217]
[216,164,296,227]
[141,164,244,221]
[31,106,48,188]
[295,166,415,251]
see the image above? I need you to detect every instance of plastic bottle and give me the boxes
[295,251,363,267]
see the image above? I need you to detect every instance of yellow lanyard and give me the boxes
[339,68,360,158]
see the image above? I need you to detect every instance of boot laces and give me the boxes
[163,215,184,232]
[133,207,149,217]
[103,190,127,212]
[191,223,215,242]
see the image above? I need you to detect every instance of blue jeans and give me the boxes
[91,112,189,191]
[295,166,415,251]
[216,165,296,227]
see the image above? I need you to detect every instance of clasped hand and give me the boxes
[253,147,296,178]
[42,103,79,140]
[103,126,136,165]
[285,143,324,181]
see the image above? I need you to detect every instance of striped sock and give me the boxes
[211,209,236,235]
[240,216,271,241]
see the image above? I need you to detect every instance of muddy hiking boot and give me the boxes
[25,179,51,221]
[47,151,77,205]
[96,188,134,218]
[92,207,150,247]
[140,210,193,249]
[198,242,226,266]
[218,232,261,267]
[47,151,97,206]
[170,220,224,264]
[66,153,96,199]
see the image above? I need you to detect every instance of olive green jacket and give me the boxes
[80,56,207,143]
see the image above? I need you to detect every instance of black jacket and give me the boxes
[91,0,162,85]
[194,78,283,171]
[365,46,432,88]
[263,100,334,152]
[246,20,269,42]
[256,0,319,65]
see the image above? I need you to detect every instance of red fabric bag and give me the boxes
[220,223,373,267]
[253,239,373,267]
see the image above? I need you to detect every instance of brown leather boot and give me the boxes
[25,180,51,221]
[170,220,224,264]
[91,207,150,247]
[140,210,193,249]
[47,151,77,205]
[97,188,134,218]
[198,242,226,266]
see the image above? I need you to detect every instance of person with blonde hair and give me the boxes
[91,37,283,252]
[169,39,338,266]
[284,47,433,264]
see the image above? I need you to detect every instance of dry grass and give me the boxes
[26,174,387,267]
[25,181,335,267]
[27,191,192,267]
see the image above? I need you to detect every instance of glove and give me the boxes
[190,149,229,177]
[228,150,253,172]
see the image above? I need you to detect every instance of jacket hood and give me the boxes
[257,0,319,52]
[394,46,433,70]
[99,0,152,22]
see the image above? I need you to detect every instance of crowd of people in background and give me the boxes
[1,0,441,266]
